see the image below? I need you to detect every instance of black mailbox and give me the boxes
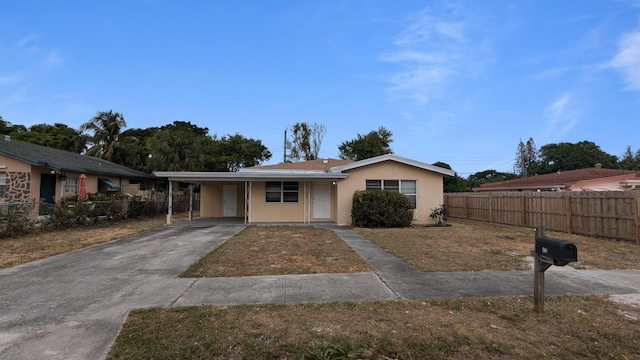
[535,236,577,266]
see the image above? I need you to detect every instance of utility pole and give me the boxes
[283,129,287,163]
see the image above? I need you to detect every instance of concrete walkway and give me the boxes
[0,222,638,360]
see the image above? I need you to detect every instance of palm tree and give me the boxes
[80,110,127,162]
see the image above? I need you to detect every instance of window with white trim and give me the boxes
[64,177,78,194]
[366,179,417,208]
[266,181,299,203]
[0,172,6,199]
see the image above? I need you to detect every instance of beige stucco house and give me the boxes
[154,154,455,225]
[0,137,152,218]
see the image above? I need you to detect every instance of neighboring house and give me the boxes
[154,154,455,225]
[475,167,640,192]
[0,137,152,217]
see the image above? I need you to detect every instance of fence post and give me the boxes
[465,194,470,219]
[566,194,573,234]
[635,193,640,245]
[489,193,493,223]
[521,194,527,227]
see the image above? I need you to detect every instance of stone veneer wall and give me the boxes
[5,172,31,202]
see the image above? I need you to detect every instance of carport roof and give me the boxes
[152,170,349,183]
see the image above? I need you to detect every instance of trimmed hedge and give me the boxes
[351,190,414,228]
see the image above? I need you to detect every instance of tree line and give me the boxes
[441,137,640,193]
[0,112,272,173]
[4,112,631,192]
[0,112,394,173]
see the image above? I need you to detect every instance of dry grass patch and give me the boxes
[180,226,373,277]
[107,295,640,360]
[0,214,191,269]
[355,218,640,272]
[558,231,640,270]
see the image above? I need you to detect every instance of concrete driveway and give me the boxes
[1,222,638,360]
[0,223,246,360]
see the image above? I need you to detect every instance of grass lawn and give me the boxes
[108,296,640,359]
[180,225,373,277]
[180,218,640,276]
[108,218,640,359]
[355,218,640,271]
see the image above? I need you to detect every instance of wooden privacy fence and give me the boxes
[444,191,640,244]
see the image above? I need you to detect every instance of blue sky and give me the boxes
[1,1,639,176]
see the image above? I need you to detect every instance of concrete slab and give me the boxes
[175,272,398,306]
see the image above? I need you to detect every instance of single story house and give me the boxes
[475,167,640,192]
[0,136,152,217]
[153,154,455,225]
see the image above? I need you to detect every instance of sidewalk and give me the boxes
[175,224,640,306]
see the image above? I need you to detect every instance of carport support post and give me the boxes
[188,184,193,221]
[167,180,173,225]
[533,226,551,313]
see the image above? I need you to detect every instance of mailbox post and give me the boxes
[531,227,578,313]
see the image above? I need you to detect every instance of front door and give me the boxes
[39,173,56,215]
[313,182,331,219]
[222,185,237,217]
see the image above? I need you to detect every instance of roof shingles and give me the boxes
[478,168,640,190]
[0,138,151,179]
[249,158,353,171]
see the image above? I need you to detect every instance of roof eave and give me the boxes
[329,154,456,176]
[474,185,566,192]
[153,171,349,182]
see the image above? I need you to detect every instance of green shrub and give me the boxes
[304,339,361,360]
[351,190,414,228]
[0,202,36,238]
[44,198,125,229]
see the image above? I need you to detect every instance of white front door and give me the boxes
[312,182,331,219]
[223,185,237,217]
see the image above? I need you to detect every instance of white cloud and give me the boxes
[609,30,640,90]
[16,33,42,54]
[544,93,577,137]
[534,66,571,80]
[0,74,22,86]
[43,50,63,68]
[616,0,640,8]
[0,87,29,109]
[382,4,492,104]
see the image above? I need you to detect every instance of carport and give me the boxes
[152,170,348,225]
